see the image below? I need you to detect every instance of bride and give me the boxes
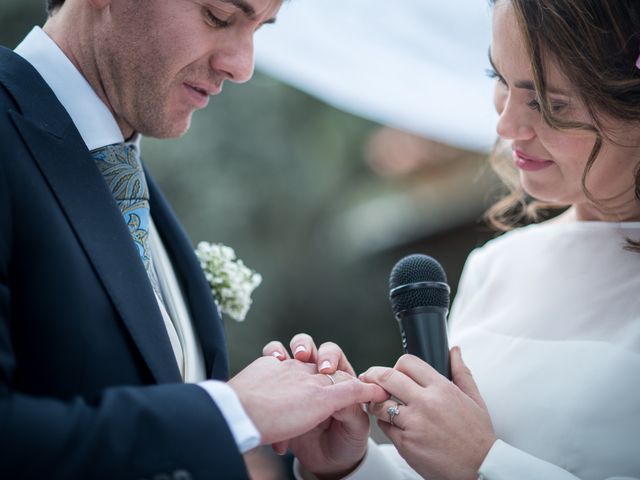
[265,0,640,478]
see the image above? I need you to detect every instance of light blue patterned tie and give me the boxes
[91,143,164,303]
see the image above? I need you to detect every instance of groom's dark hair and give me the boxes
[46,0,65,15]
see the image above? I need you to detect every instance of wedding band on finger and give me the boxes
[387,404,401,427]
[325,373,336,385]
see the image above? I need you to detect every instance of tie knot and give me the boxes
[91,143,148,202]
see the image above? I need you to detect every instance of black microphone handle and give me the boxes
[396,306,451,379]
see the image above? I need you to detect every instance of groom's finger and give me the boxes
[359,367,420,404]
[262,341,291,361]
[327,370,357,384]
[318,342,354,375]
[289,333,318,363]
[324,377,389,410]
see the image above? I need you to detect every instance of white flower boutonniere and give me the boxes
[195,242,263,322]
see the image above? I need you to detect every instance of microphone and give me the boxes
[389,254,451,379]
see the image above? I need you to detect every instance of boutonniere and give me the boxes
[195,242,262,322]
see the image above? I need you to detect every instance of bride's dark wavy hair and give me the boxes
[487,0,640,250]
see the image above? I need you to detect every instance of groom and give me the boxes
[0,0,387,478]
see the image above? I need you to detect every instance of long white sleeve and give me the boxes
[293,439,416,480]
[449,222,640,480]
[479,440,639,480]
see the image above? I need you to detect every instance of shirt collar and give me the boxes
[14,26,127,151]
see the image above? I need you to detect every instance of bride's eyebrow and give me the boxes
[488,50,504,79]
[489,50,570,96]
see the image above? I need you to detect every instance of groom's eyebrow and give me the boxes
[219,0,255,16]
[221,0,278,24]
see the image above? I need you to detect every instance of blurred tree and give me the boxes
[0,1,45,48]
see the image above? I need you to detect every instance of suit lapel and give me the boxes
[147,173,230,380]
[0,47,181,384]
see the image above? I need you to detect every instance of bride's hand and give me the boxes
[361,348,496,480]
[263,334,384,479]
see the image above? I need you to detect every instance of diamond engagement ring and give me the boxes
[387,404,400,426]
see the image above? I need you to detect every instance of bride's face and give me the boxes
[490,0,640,221]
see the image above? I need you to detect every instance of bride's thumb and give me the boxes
[451,346,487,409]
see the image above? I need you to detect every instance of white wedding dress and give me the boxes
[307,221,640,480]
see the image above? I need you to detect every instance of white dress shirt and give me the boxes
[15,26,260,453]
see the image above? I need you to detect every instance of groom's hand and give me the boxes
[262,334,386,479]
[228,354,387,448]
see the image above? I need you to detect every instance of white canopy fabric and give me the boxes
[255,0,498,152]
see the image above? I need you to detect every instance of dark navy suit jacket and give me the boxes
[0,46,249,479]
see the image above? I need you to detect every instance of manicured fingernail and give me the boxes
[272,351,282,358]
[320,360,331,372]
[294,345,307,355]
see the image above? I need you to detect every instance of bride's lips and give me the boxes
[513,150,555,172]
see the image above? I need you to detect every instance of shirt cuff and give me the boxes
[479,439,580,480]
[198,380,261,453]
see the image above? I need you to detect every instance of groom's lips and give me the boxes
[183,82,222,108]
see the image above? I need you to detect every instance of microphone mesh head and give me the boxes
[389,254,450,314]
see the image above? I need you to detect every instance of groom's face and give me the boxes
[94,0,281,139]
